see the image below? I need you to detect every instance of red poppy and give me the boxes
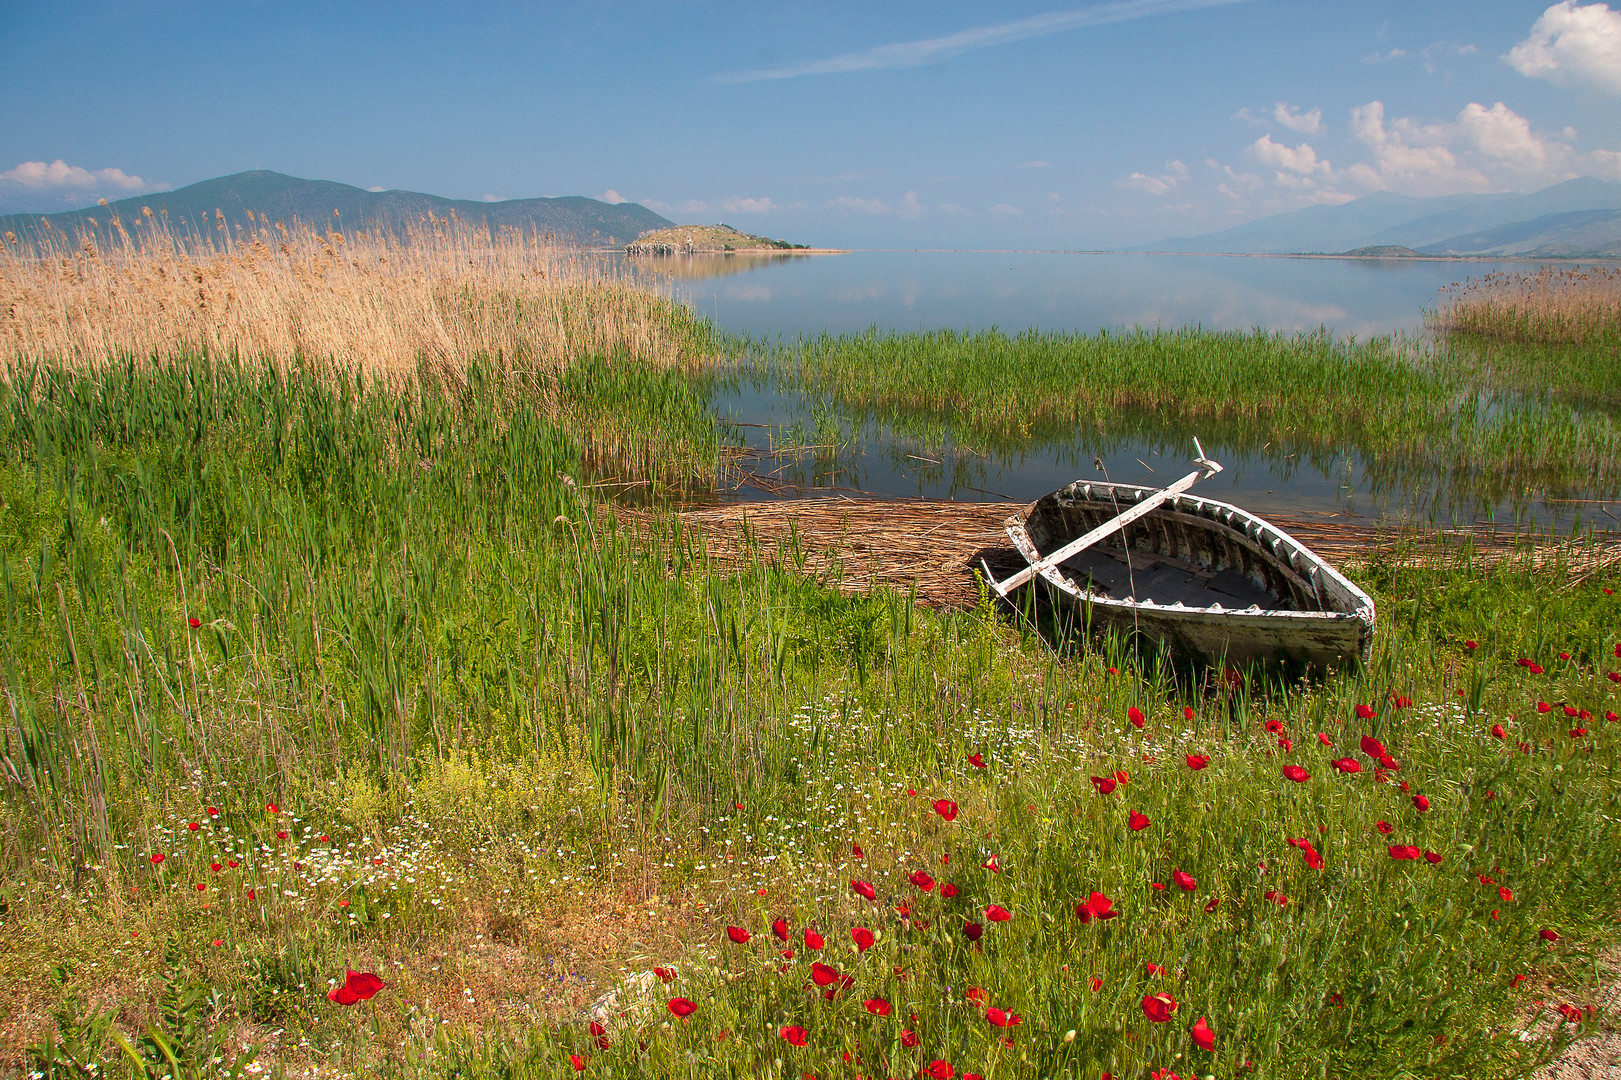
[1491,723,1507,739]
[1376,820,1394,834]
[1423,850,1443,865]
[1128,706,1146,729]
[910,870,935,892]
[149,853,165,865]
[981,856,1001,873]
[1263,889,1288,906]
[1317,732,1333,746]
[1185,754,1210,770]
[1141,993,1178,1023]
[1412,794,1430,812]
[967,753,985,768]
[1378,753,1399,771]
[1536,701,1553,714]
[188,617,202,629]
[1607,711,1619,721]
[1392,695,1413,709]
[901,1029,919,1048]
[1610,673,1621,684]
[1172,870,1196,892]
[933,799,959,821]
[851,927,875,952]
[851,880,877,901]
[1128,810,1151,831]
[266,802,279,814]
[940,883,959,898]
[569,1054,586,1072]
[1191,1016,1216,1051]
[1183,706,1195,720]
[1331,757,1361,774]
[1359,735,1385,759]
[986,1007,1022,1027]
[1150,882,1167,891]
[668,998,696,1017]
[726,925,750,944]
[1388,845,1421,860]
[779,1025,807,1046]
[864,998,891,1016]
[327,970,385,1005]
[985,904,1011,922]
[1282,765,1310,783]
[1276,736,1294,752]
[1090,977,1104,991]
[1091,775,1118,795]
[963,921,984,941]
[1529,662,1546,674]
[1203,896,1220,913]
[811,962,839,987]
[1541,928,1560,942]
[1355,704,1376,720]
[1076,891,1118,922]
[928,1061,954,1080]
[652,965,676,982]
[1570,727,1588,737]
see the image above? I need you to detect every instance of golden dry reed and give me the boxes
[0,204,712,382]
[1430,264,1621,344]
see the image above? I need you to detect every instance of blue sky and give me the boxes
[3,1,1619,247]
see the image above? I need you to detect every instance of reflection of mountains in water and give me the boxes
[627,252,808,281]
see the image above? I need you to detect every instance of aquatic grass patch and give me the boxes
[739,325,1621,520]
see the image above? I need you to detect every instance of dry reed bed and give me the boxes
[0,211,707,384]
[659,497,1614,607]
[1431,265,1621,344]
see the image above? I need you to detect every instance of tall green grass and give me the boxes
[3,350,1619,1079]
[738,326,1621,516]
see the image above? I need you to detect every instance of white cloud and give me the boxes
[481,194,501,202]
[715,0,1247,82]
[1116,158,1190,195]
[988,202,1023,216]
[831,195,890,214]
[1272,103,1324,135]
[0,159,153,191]
[600,189,627,204]
[367,185,386,193]
[1249,135,1331,176]
[721,196,778,214]
[1507,2,1621,94]
[1341,99,1597,195]
[898,190,924,218]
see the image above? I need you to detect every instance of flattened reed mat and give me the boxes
[640,498,1603,609]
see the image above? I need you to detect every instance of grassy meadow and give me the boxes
[1,225,1619,1080]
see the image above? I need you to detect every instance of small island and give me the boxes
[626,223,840,256]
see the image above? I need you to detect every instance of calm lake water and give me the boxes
[646,249,1522,340]
[627,251,1617,528]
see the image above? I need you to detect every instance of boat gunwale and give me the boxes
[1007,480,1376,624]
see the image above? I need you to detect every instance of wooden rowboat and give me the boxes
[983,457,1376,672]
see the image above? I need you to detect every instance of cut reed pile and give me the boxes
[1431,265,1621,345]
[666,497,1554,608]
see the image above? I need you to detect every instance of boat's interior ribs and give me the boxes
[1032,492,1327,612]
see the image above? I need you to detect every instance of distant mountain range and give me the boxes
[1137,177,1621,257]
[0,170,674,247]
